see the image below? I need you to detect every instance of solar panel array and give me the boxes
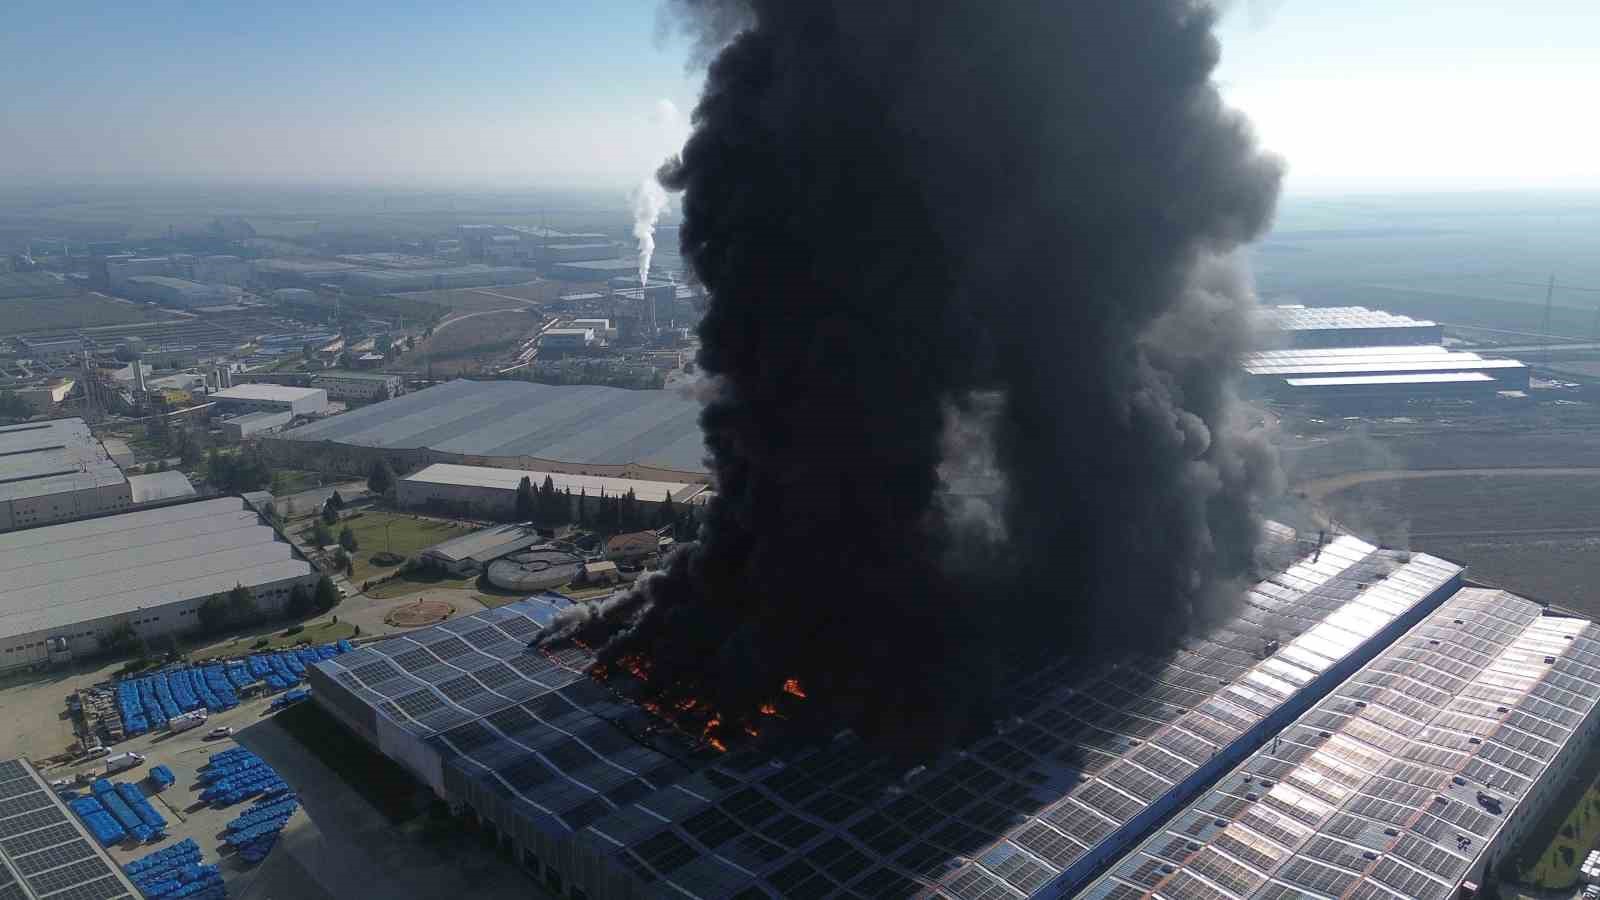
[316,539,1463,899]
[0,758,134,900]
[1083,588,1600,900]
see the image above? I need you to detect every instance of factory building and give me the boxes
[1243,346,1531,394]
[0,419,131,533]
[540,328,595,354]
[0,757,143,899]
[418,523,547,576]
[311,370,406,402]
[252,257,362,288]
[309,537,1462,899]
[221,410,293,441]
[396,462,707,520]
[266,379,710,481]
[0,496,316,673]
[208,384,328,416]
[1257,306,1444,349]
[1084,587,1600,900]
[14,378,75,413]
[122,276,230,308]
[105,256,174,291]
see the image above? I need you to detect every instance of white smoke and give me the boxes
[631,179,671,288]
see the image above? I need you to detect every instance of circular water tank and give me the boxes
[486,547,584,592]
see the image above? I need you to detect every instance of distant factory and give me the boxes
[1250,306,1529,408]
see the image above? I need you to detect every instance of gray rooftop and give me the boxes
[211,384,324,402]
[1257,306,1439,332]
[0,496,311,641]
[0,418,126,504]
[313,370,403,382]
[126,470,196,504]
[278,379,709,474]
[421,522,545,564]
[0,757,137,900]
[1083,588,1600,900]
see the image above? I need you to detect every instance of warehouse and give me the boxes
[1243,346,1530,392]
[0,418,131,533]
[311,370,406,402]
[209,384,328,416]
[309,536,1462,898]
[0,496,316,673]
[397,463,708,520]
[1282,371,1506,405]
[1257,305,1444,348]
[1083,587,1600,900]
[221,410,293,441]
[0,756,141,899]
[122,275,229,308]
[418,523,546,576]
[266,378,710,480]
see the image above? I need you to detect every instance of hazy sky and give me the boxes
[3,1,1596,193]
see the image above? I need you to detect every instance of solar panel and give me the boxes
[0,806,66,839]
[15,837,93,875]
[0,777,38,801]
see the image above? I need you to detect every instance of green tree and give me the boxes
[227,583,258,623]
[537,475,559,525]
[102,622,145,658]
[367,458,395,495]
[196,594,228,633]
[312,519,334,547]
[328,490,345,510]
[577,488,588,527]
[338,525,358,552]
[285,583,313,618]
[321,502,339,525]
[658,490,676,529]
[313,575,340,612]
[0,391,31,421]
[514,476,535,522]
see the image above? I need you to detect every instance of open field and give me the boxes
[1318,471,1600,614]
[388,281,563,312]
[333,511,475,582]
[0,295,175,334]
[396,309,540,375]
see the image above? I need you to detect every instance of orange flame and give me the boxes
[744,725,760,737]
[759,703,777,716]
[708,737,728,752]
[783,678,807,699]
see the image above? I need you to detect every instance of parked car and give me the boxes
[49,778,73,789]
[205,726,233,740]
[83,746,110,760]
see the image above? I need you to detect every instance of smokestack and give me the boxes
[561,0,1284,757]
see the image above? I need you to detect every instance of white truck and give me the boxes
[105,752,145,775]
[169,710,209,733]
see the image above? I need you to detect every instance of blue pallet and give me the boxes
[117,782,167,831]
[148,766,175,790]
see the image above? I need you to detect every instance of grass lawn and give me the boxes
[273,702,422,824]
[365,571,478,599]
[256,621,358,651]
[271,469,324,496]
[339,512,474,582]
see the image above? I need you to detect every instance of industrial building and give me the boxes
[267,379,710,480]
[221,410,293,441]
[125,471,197,505]
[541,328,596,353]
[0,419,131,532]
[397,463,708,520]
[0,496,316,673]
[122,276,230,308]
[418,523,547,576]
[208,384,327,416]
[309,537,1462,899]
[1257,306,1444,348]
[1083,587,1600,900]
[1244,346,1531,391]
[0,756,142,899]
[311,370,406,402]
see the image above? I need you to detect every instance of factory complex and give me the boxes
[265,378,709,480]
[1086,586,1600,900]
[1250,306,1529,408]
[306,537,1513,899]
[0,757,141,900]
[0,496,316,673]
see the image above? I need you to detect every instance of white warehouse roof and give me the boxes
[0,418,126,503]
[211,384,325,403]
[1284,372,1497,388]
[403,462,709,503]
[0,497,311,642]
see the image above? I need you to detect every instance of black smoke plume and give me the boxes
[556,0,1284,757]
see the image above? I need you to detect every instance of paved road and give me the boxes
[432,307,525,333]
[1295,466,1600,501]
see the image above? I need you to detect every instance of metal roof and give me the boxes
[0,757,137,900]
[1083,588,1600,900]
[278,379,709,475]
[311,538,1463,899]
[125,471,196,504]
[1257,307,1438,332]
[210,384,324,402]
[1283,373,1497,388]
[0,418,126,504]
[1248,358,1525,378]
[0,497,311,641]
[420,523,545,564]
[1244,346,1451,362]
[402,463,707,501]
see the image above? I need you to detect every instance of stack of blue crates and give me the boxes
[67,795,125,846]
[117,782,168,836]
[117,642,352,734]
[197,750,287,807]
[123,839,227,899]
[147,766,176,791]
[92,778,152,843]
[118,681,148,736]
[225,795,297,864]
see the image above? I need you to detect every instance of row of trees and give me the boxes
[206,446,273,492]
[513,474,695,536]
[192,576,341,636]
[0,391,33,423]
